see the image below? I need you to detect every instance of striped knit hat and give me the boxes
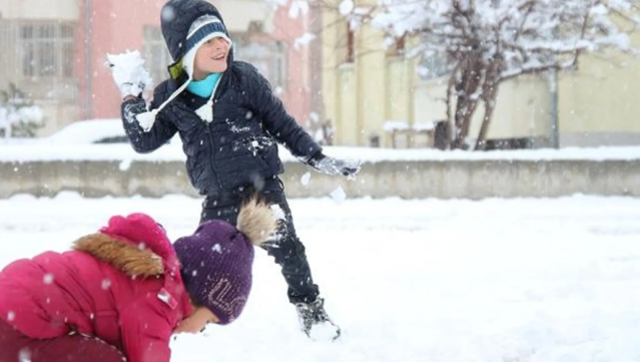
[182,15,232,79]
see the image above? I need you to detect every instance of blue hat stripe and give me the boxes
[185,22,228,53]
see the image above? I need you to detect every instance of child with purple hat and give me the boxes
[0,198,276,362]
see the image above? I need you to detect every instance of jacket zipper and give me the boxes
[205,74,224,191]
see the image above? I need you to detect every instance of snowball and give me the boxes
[119,159,132,171]
[301,172,311,186]
[330,185,347,202]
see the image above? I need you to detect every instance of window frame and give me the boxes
[18,22,75,79]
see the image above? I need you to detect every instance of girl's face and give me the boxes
[193,37,230,80]
[174,306,219,334]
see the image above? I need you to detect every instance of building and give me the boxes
[318,0,640,148]
[0,0,316,136]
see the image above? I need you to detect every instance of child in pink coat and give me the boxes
[0,199,275,362]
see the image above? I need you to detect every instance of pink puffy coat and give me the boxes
[0,213,193,362]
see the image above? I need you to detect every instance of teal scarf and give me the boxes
[187,73,221,98]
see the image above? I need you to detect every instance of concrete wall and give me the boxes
[1,160,638,199]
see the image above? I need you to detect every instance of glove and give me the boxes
[106,50,153,99]
[310,154,361,179]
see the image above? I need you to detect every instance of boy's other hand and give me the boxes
[311,155,361,180]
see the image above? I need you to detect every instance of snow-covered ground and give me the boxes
[1,194,640,362]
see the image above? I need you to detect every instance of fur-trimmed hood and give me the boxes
[73,212,181,279]
[73,233,164,278]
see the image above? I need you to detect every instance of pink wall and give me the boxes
[271,6,312,126]
[78,0,165,120]
[77,0,312,127]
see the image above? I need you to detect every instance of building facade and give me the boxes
[318,0,640,148]
[0,0,315,136]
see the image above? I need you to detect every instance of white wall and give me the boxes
[0,0,79,20]
[210,0,275,33]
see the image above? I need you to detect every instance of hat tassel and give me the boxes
[196,100,214,123]
[135,109,159,132]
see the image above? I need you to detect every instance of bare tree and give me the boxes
[286,0,640,149]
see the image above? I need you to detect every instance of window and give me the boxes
[418,53,450,80]
[417,35,451,80]
[20,23,74,78]
[271,41,287,90]
[233,37,287,91]
[143,26,173,84]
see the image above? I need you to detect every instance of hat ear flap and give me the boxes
[168,59,184,80]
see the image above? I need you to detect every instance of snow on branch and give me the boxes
[360,0,640,80]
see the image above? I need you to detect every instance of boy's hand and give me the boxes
[311,155,361,180]
[106,50,153,99]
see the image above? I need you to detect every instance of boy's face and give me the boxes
[193,37,230,80]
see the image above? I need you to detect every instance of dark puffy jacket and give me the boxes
[121,0,321,195]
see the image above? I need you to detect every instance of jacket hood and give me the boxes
[161,0,234,80]
[78,212,182,279]
[73,233,164,277]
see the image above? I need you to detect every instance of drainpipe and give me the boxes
[549,69,559,149]
[84,0,93,120]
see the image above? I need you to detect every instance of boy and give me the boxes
[109,0,360,340]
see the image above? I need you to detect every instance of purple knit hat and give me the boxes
[173,220,255,325]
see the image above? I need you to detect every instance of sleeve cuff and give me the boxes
[307,151,325,166]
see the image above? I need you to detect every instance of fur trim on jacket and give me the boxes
[73,233,164,277]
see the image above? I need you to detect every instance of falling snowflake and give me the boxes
[18,348,31,362]
[102,279,112,290]
[43,273,54,285]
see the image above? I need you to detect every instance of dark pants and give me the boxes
[0,319,125,362]
[200,178,320,304]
